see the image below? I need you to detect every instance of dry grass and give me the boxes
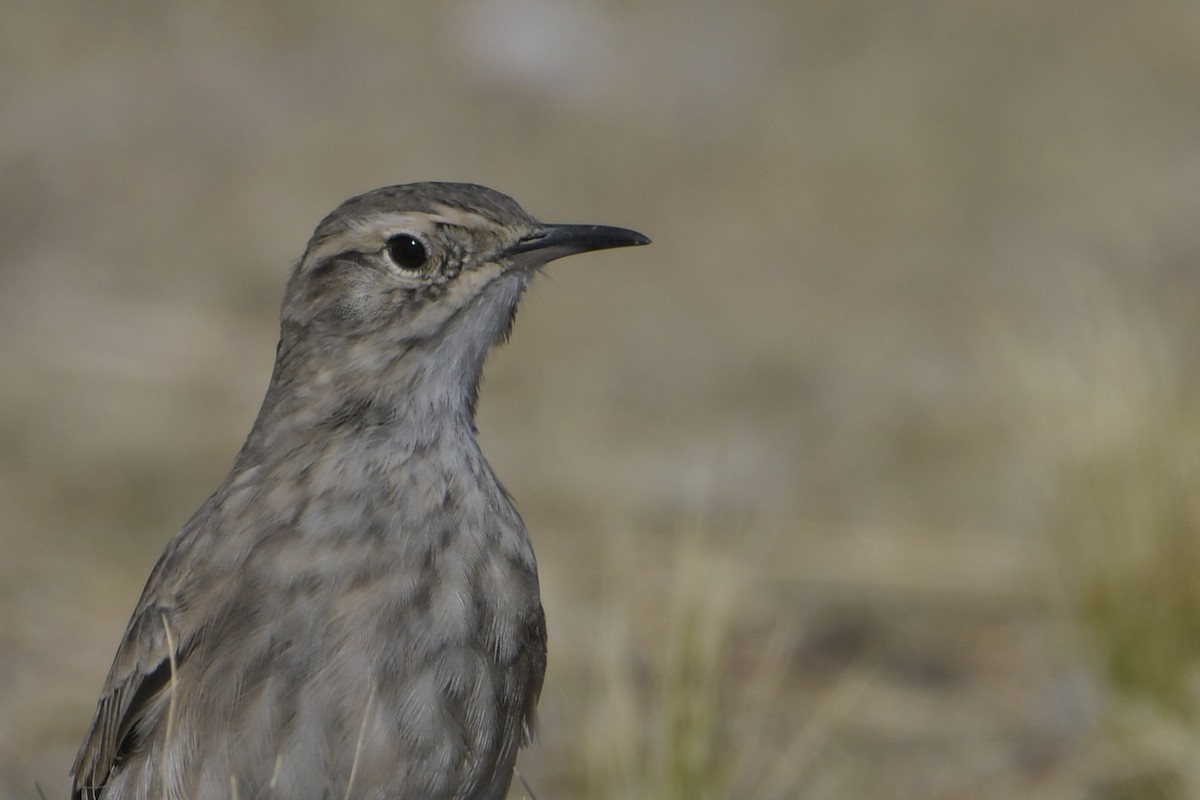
[1048,410,1200,798]
[568,533,740,800]
[1055,403,1200,718]
[4,1,1200,798]
[1001,264,1200,798]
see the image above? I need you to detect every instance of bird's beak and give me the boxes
[502,223,650,270]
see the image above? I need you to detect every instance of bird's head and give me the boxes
[282,182,647,349]
[262,182,648,428]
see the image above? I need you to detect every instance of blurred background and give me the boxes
[3,1,1200,797]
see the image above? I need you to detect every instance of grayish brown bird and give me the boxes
[70,182,649,800]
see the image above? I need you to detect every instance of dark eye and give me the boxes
[386,235,428,271]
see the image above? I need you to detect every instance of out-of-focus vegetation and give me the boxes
[2,1,1199,797]
[1058,402,1200,716]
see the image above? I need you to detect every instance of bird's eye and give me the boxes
[386,235,428,271]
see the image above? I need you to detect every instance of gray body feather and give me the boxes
[70,183,647,800]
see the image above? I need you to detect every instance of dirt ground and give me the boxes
[2,2,1199,798]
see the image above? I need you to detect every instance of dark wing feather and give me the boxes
[69,494,221,800]
[70,598,178,800]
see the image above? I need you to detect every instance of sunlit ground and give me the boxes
[2,2,1199,797]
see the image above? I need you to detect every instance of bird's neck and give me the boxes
[236,274,527,475]
[234,337,489,474]
[220,344,530,567]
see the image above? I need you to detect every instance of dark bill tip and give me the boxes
[504,223,651,265]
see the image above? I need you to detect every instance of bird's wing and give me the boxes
[70,595,180,800]
[69,499,219,800]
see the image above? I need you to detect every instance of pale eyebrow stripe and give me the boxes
[426,203,492,230]
[302,212,439,267]
[302,207,495,269]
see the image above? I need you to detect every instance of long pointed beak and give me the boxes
[503,223,650,268]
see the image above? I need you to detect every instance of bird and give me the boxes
[69,182,649,800]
